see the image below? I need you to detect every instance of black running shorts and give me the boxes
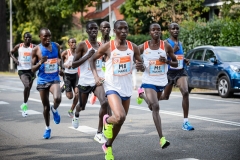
[167,69,188,85]
[63,73,79,92]
[36,81,60,91]
[18,69,36,87]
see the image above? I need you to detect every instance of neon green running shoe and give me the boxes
[160,137,170,149]
[20,103,28,117]
[136,88,144,105]
[102,143,114,160]
[103,115,113,139]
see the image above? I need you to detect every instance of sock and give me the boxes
[184,118,188,123]
[46,126,50,130]
[51,107,57,113]
[105,143,112,147]
[24,103,27,105]
[97,131,102,134]
[106,117,110,124]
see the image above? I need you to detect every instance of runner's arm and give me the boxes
[72,42,91,68]
[31,46,41,72]
[164,41,178,67]
[133,43,145,72]
[9,44,20,64]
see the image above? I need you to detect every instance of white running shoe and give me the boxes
[72,116,79,129]
[94,132,107,144]
[22,111,28,117]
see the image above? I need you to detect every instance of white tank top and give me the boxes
[142,40,168,86]
[64,49,78,74]
[17,43,33,70]
[104,40,134,97]
[78,40,104,86]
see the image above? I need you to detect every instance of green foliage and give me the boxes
[127,34,151,45]
[120,0,209,35]
[179,18,240,54]
[61,29,88,50]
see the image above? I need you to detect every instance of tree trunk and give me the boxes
[0,0,9,71]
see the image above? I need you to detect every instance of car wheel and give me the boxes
[217,76,233,98]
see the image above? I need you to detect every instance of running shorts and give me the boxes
[63,73,79,92]
[167,69,188,85]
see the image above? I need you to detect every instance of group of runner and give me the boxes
[10,20,194,160]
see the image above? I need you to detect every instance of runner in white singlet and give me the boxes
[61,38,79,118]
[9,32,36,117]
[138,23,178,149]
[90,20,145,160]
[72,21,109,144]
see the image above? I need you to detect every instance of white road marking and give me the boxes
[172,94,240,104]
[175,158,198,160]
[0,101,9,105]
[18,109,41,115]
[69,126,97,135]
[28,97,240,127]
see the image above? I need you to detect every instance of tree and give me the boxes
[120,0,209,34]
[0,0,8,71]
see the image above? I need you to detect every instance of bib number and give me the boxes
[112,56,131,76]
[149,60,165,76]
[170,55,183,69]
[19,52,31,64]
[44,58,58,74]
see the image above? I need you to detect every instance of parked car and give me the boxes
[185,45,240,98]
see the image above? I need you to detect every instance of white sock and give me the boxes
[24,103,27,105]
[184,118,188,123]
[46,126,50,130]
[51,107,57,113]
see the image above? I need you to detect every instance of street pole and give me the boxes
[108,0,113,36]
[10,0,13,71]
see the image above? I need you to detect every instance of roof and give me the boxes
[203,0,240,7]
[84,0,125,20]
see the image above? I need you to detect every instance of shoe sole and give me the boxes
[161,141,170,149]
[94,137,106,144]
[182,127,195,131]
[43,136,51,139]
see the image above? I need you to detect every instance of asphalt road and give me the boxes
[0,74,240,160]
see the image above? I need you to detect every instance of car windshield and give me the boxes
[216,48,240,62]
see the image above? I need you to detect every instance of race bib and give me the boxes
[88,57,102,71]
[170,55,184,69]
[44,58,58,74]
[112,56,131,76]
[149,60,165,76]
[19,52,31,64]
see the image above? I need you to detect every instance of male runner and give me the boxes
[9,32,36,117]
[61,38,79,118]
[71,21,109,144]
[31,28,62,139]
[160,23,194,131]
[138,23,178,149]
[90,20,145,160]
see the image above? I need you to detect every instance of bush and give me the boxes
[127,34,151,45]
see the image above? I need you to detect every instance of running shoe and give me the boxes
[94,132,107,144]
[182,121,194,131]
[103,115,113,139]
[160,137,170,149]
[102,143,114,160]
[136,88,144,105]
[20,103,28,117]
[90,94,97,105]
[68,110,74,118]
[72,116,79,129]
[43,129,51,139]
[51,106,61,124]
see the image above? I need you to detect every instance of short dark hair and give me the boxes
[68,38,75,43]
[149,23,161,31]
[168,22,179,29]
[86,21,97,29]
[114,20,127,29]
[39,27,50,35]
[23,32,31,37]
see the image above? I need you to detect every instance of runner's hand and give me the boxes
[136,60,145,72]
[39,56,48,64]
[173,42,179,52]
[59,69,64,76]
[14,60,19,65]
[159,56,167,63]
[95,76,105,86]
